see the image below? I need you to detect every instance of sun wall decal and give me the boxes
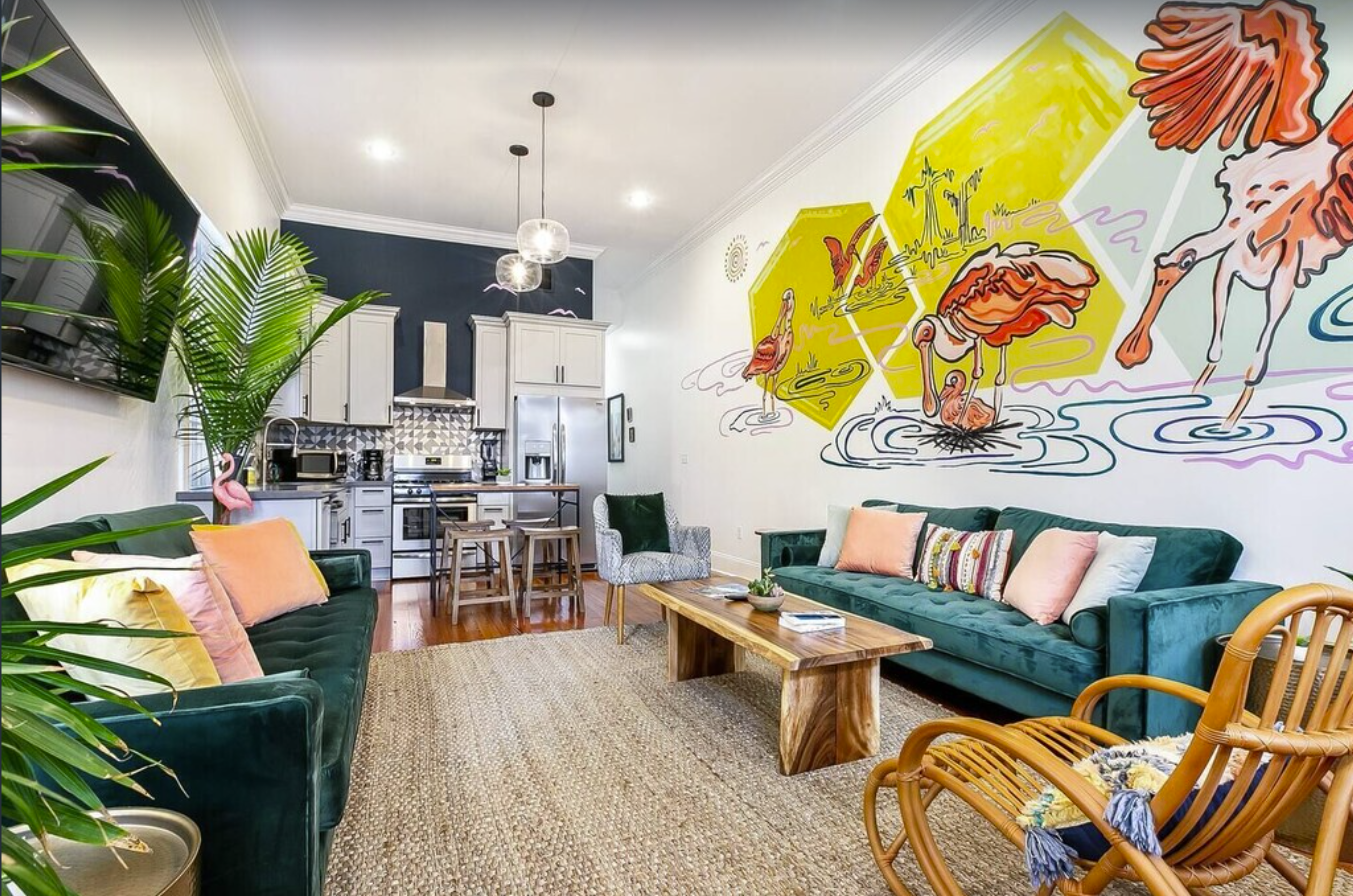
[725,235,749,282]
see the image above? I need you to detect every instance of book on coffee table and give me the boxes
[779,611,845,633]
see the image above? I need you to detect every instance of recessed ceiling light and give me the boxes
[626,189,654,210]
[365,139,399,162]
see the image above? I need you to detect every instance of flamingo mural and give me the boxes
[823,215,878,293]
[853,237,889,291]
[1115,0,1353,428]
[212,452,254,524]
[912,241,1099,423]
[741,288,796,419]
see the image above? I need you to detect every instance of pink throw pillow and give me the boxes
[72,551,263,682]
[835,508,927,578]
[1004,528,1100,624]
[191,519,329,627]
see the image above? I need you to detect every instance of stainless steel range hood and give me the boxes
[394,321,475,409]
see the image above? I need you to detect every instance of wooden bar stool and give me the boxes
[439,522,515,624]
[518,526,583,619]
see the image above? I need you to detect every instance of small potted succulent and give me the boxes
[746,567,786,612]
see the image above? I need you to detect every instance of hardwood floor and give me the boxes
[370,574,1017,723]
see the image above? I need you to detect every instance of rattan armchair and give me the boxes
[865,583,1353,896]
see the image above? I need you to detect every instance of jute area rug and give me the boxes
[325,625,1340,896]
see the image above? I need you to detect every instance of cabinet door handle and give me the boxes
[361,508,383,514]
[302,394,309,418]
[561,365,566,384]
[344,402,349,423]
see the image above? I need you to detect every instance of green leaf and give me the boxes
[0,301,116,327]
[28,671,151,717]
[1328,567,1352,584]
[1,248,108,265]
[1,161,111,173]
[2,517,199,568]
[3,620,191,640]
[0,456,108,523]
[1,124,125,142]
[1,46,67,81]
[2,825,76,896]
[4,643,176,689]
[1,567,146,599]
[1,705,141,788]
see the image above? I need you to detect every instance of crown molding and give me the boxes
[282,203,608,260]
[621,0,1039,293]
[183,0,290,216]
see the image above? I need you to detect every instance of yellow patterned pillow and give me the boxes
[9,559,222,696]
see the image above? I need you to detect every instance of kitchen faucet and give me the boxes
[259,416,300,489]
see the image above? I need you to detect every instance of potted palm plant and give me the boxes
[2,458,197,895]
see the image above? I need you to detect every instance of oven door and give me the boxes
[392,499,476,553]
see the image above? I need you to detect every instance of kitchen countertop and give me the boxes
[429,482,580,494]
[175,481,371,502]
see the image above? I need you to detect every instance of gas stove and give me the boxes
[391,454,476,502]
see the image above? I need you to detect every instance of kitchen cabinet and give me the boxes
[476,494,512,528]
[504,313,609,393]
[183,496,332,551]
[470,316,508,430]
[272,302,398,425]
[351,484,393,580]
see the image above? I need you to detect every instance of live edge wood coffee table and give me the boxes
[637,576,932,775]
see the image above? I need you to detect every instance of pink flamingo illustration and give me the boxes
[824,215,878,293]
[212,453,254,524]
[912,242,1099,421]
[1115,0,1352,428]
[741,288,796,419]
[938,370,997,431]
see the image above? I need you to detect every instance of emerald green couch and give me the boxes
[2,505,376,896]
[761,501,1279,739]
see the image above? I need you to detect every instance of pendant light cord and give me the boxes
[515,154,522,228]
[540,103,547,219]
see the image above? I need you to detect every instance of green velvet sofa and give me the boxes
[761,501,1279,739]
[1,504,377,896]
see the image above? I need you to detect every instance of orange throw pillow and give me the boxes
[835,508,927,578]
[1004,528,1099,624]
[191,519,329,627]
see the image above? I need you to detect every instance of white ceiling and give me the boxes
[207,0,990,290]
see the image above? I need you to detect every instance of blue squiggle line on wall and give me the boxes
[1310,285,1353,342]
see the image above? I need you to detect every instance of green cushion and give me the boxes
[1,519,113,624]
[862,500,998,533]
[774,565,1104,698]
[1069,606,1107,650]
[605,493,671,554]
[993,506,1241,591]
[80,504,204,558]
[246,586,377,830]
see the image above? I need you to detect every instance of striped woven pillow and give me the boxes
[917,524,1014,601]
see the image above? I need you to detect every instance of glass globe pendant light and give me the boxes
[516,91,570,264]
[495,144,542,292]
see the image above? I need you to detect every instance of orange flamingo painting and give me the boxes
[853,237,889,291]
[741,288,795,419]
[823,215,878,293]
[1115,0,1353,428]
[212,452,254,524]
[913,242,1099,421]
[938,370,997,431]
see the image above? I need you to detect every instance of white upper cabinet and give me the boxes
[471,316,508,430]
[505,313,608,394]
[347,310,396,425]
[272,301,398,425]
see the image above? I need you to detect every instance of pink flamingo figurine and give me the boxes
[212,452,254,524]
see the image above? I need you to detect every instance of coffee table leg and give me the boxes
[667,613,745,683]
[778,658,880,775]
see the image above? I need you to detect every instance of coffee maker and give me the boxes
[478,436,500,483]
[360,449,385,481]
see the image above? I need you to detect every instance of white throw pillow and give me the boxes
[1062,532,1157,623]
[818,505,853,567]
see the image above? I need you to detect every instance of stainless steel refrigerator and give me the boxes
[513,395,607,565]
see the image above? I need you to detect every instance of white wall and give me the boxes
[605,0,1351,589]
[1,0,279,527]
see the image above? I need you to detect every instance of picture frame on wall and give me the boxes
[607,394,625,462]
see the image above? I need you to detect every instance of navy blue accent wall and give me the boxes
[281,220,594,397]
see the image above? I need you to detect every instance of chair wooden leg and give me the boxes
[603,583,614,625]
[521,536,537,621]
[616,584,626,645]
[437,533,451,617]
[569,534,583,619]
[1306,759,1353,896]
[863,757,922,896]
[450,538,465,625]
[498,539,514,612]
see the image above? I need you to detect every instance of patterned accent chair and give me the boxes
[594,494,711,644]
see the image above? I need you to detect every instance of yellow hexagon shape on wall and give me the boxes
[747,203,883,429]
[880,13,1136,401]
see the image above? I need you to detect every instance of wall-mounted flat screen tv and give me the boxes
[1,0,199,401]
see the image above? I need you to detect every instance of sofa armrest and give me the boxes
[81,678,325,896]
[311,549,372,590]
[759,528,827,570]
[1106,580,1279,739]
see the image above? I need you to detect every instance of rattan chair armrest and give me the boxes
[1070,674,1261,727]
[1203,723,1353,757]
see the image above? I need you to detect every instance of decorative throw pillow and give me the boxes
[817,504,855,567]
[835,508,927,578]
[191,518,329,627]
[917,525,1014,601]
[1003,528,1100,624]
[72,551,263,683]
[1062,532,1158,623]
[604,493,671,554]
[8,559,222,696]
[1018,733,1263,888]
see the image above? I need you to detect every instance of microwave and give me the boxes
[275,448,347,481]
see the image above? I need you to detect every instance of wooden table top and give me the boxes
[637,575,931,671]
[429,482,581,494]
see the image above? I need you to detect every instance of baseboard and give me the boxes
[712,550,760,580]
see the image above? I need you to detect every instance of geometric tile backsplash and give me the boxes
[295,406,481,476]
